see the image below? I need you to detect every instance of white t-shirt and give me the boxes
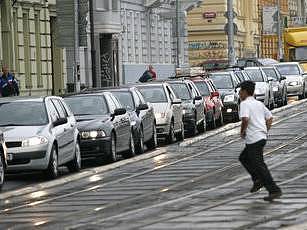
[239,96,272,144]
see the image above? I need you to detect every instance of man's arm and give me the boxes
[266,117,273,131]
[240,117,249,139]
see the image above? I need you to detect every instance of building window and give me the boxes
[23,11,32,89]
[35,13,43,88]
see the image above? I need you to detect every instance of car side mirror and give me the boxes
[172,98,182,105]
[210,91,219,98]
[113,108,126,117]
[280,76,286,81]
[268,77,274,82]
[53,117,68,127]
[137,103,149,111]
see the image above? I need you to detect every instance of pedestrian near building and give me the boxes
[0,66,20,97]
[238,81,282,202]
[139,65,157,83]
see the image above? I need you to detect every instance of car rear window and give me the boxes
[210,74,234,89]
[0,101,48,126]
[169,83,192,101]
[245,69,264,82]
[137,86,168,103]
[112,91,135,111]
[276,65,300,75]
[194,81,210,96]
[65,96,109,116]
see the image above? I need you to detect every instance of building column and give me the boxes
[1,0,14,69]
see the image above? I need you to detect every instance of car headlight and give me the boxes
[22,136,48,147]
[289,81,298,86]
[81,130,106,139]
[273,86,279,92]
[155,113,166,119]
[223,95,235,103]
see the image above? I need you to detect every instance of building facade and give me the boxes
[187,0,260,67]
[0,0,66,96]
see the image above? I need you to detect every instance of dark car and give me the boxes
[105,87,157,154]
[191,77,224,129]
[0,131,6,190]
[167,79,206,136]
[209,72,241,122]
[262,66,288,107]
[65,92,135,162]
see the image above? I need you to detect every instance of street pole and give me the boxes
[176,0,180,68]
[227,0,236,66]
[277,0,284,61]
[89,0,97,88]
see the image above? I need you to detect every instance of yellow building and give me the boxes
[187,0,260,67]
[258,0,289,59]
[0,0,66,96]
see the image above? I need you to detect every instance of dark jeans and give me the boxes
[239,139,281,193]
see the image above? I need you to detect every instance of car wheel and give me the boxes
[217,113,224,127]
[136,128,145,155]
[67,142,81,173]
[45,145,58,179]
[0,155,4,190]
[284,93,288,105]
[189,116,197,136]
[123,132,136,159]
[107,132,118,163]
[176,121,185,141]
[147,123,157,150]
[167,121,176,144]
[197,118,206,133]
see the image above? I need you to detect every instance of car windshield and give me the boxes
[194,81,210,96]
[210,74,234,89]
[263,68,278,80]
[170,83,192,100]
[138,86,168,103]
[112,91,135,111]
[0,101,48,126]
[245,69,264,82]
[65,96,109,116]
[276,65,300,75]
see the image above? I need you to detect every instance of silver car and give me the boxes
[1,97,80,179]
[136,82,184,143]
[275,62,307,99]
[245,67,275,109]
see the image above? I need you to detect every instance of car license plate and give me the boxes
[7,154,13,161]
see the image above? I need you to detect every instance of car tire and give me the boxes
[197,118,206,134]
[45,145,58,179]
[189,116,197,136]
[284,93,288,105]
[0,155,4,190]
[167,121,176,144]
[67,142,81,173]
[147,123,157,150]
[107,132,118,163]
[217,113,224,127]
[176,121,185,141]
[136,128,145,155]
[123,132,136,159]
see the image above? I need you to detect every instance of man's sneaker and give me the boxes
[263,191,282,202]
[250,181,263,193]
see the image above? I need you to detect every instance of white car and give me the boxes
[136,82,184,143]
[275,62,307,99]
[245,67,275,109]
[1,97,81,179]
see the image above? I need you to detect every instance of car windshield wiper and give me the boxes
[0,123,29,127]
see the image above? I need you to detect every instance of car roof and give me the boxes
[275,62,299,65]
[0,96,49,103]
[133,82,167,87]
[64,91,110,98]
[244,67,262,70]
[209,71,232,75]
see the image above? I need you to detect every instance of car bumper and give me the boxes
[80,137,111,158]
[6,144,50,171]
[156,123,170,137]
[287,85,303,96]
[222,102,238,118]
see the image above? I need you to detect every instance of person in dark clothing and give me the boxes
[239,81,282,202]
[0,66,19,97]
[139,65,157,83]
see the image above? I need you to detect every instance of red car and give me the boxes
[190,77,224,129]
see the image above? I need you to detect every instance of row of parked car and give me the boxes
[0,61,305,189]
